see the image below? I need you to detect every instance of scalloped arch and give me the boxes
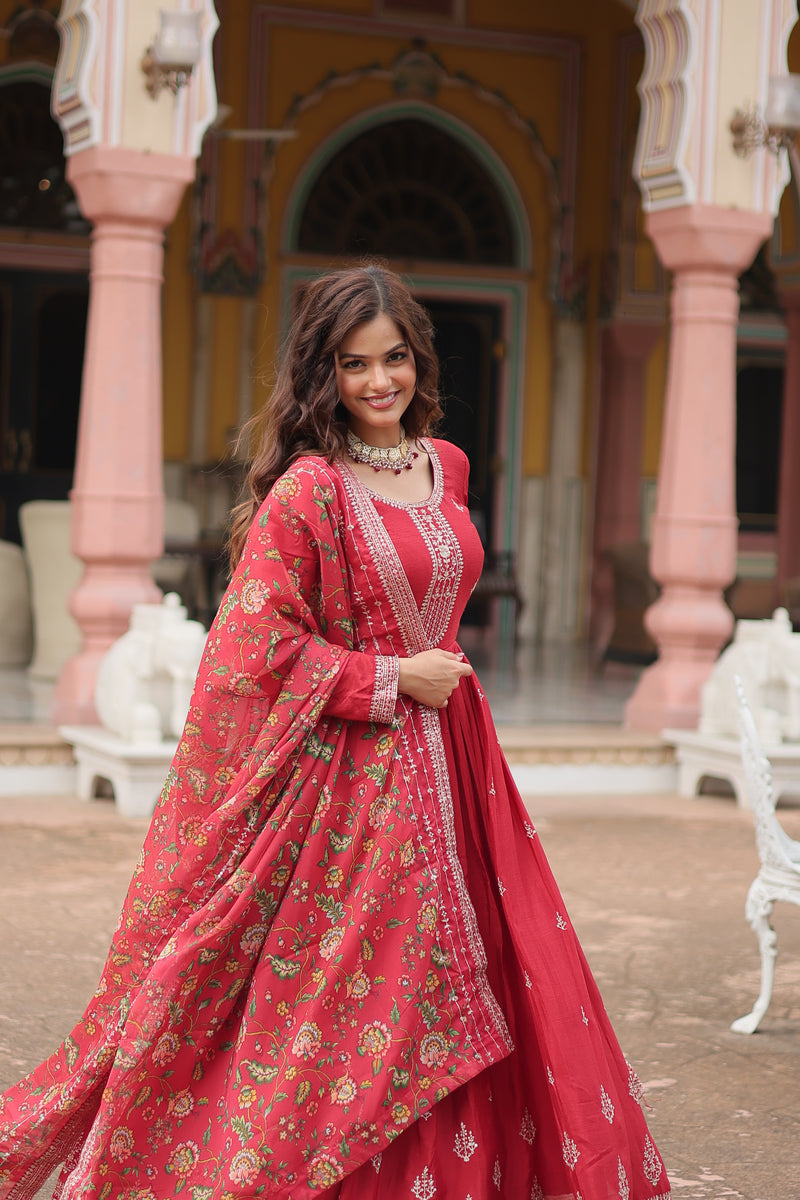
[284,103,531,270]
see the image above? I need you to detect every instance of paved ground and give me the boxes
[1,789,799,1199]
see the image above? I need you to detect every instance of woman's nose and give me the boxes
[369,363,390,392]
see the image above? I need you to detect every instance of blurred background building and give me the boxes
[1,0,799,732]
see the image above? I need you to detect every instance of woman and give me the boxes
[0,266,670,1200]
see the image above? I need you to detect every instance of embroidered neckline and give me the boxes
[337,438,443,510]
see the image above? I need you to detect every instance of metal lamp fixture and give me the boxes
[731,74,800,157]
[142,10,203,99]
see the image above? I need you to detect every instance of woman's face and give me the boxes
[334,312,417,446]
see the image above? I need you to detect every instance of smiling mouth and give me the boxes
[363,391,400,408]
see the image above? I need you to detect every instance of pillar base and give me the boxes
[52,566,162,724]
[52,648,108,726]
[625,658,719,732]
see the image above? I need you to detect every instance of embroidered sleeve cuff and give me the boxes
[369,655,400,724]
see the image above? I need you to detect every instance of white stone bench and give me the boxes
[665,728,800,809]
[60,725,176,818]
[730,678,800,1034]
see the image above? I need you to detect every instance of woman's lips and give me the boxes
[363,391,399,409]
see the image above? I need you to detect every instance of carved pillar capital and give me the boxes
[67,147,196,227]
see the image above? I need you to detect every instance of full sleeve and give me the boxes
[324,650,400,725]
[219,460,399,727]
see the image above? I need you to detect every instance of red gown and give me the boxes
[0,439,671,1200]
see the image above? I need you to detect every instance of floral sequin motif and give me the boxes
[643,1136,664,1186]
[618,1157,631,1200]
[411,1165,437,1199]
[601,1084,616,1123]
[562,1131,580,1169]
[520,1107,537,1145]
[453,1121,478,1162]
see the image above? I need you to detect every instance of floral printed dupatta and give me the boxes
[1,465,481,1199]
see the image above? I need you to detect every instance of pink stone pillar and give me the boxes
[776,292,800,598]
[52,147,196,724]
[591,321,661,651]
[625,203,772,732]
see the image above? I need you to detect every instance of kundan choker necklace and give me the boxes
[346,424,419,474]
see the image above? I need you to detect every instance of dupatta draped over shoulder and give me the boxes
[0,442,671,1200]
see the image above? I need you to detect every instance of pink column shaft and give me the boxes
[52,147,195,724]
[591,322,661,650]
[625,204,772,732]
[776,293,800,597]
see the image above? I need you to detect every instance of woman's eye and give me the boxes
[341,359,363,369]
[387,351,406,362]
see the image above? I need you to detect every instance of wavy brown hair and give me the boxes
[228,264,443,568]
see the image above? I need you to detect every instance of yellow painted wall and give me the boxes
[642,333,668,479]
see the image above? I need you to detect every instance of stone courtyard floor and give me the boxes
[1,788,799,1199]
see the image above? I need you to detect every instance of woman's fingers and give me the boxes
[396,648,472,706]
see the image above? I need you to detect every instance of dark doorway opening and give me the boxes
[424,298,503,550]
[736,360,783,533]
[0,269,89,542]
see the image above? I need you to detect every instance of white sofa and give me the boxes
[0,540,33,667]
[19,500,83,680]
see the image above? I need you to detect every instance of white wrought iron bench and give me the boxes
[731,675,800,1034]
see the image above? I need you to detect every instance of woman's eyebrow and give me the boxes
[337,341,407,359]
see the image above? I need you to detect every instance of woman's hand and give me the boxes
[397,649,473,709]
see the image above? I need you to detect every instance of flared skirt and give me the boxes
[324,677,671,1200]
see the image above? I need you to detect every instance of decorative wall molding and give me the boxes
[0,725,75,768]
[176,0,220,160]
[0,60,53,86]
[195,5,581,302]
[265,39,567,299]
[0,237,90,272]
[52,0,102,154]
[634,0,697,211]
[283,100,531,268]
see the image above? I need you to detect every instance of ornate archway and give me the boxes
[294,116,518,266]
